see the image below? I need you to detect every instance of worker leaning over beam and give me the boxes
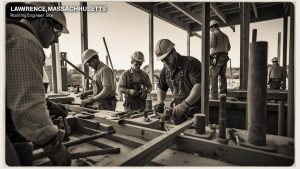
[118,51,152,111]
[6,2,71,166]
[209,20,231,99]
[154,39,201,124]
[268,57,286,90]
[80,49,117,110]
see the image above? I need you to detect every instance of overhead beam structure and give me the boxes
[169,2,202,25]
[210,3,235,31]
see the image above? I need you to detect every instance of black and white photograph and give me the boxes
[3,1,298,167]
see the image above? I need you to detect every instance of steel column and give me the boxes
[149,5,154,86]
[80,2,89,91]
[201,3,210,125]
[247,42,268,146]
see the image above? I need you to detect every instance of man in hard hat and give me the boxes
[80,49,117,110]
[6,2,71,166]
[209,20,231,99]
[268,57,286,90]
[154,39,201,124]
[118,51,152,111]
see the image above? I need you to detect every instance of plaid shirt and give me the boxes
[6,20,58,145]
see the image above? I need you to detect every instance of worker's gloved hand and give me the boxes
[79,92,88,100]
[81,97,94,107]
[139,92,147,100]
[47,100,68,118]
[154,102,165,114]
[172,101,190,118]
[43,135,71,166]
[128,89,139,96]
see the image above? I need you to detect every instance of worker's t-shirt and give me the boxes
[210,29,231,55]
[92,61,116,99]
[158,54,201,106]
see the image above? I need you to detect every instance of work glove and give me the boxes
[79,92,88,100]
[139,92,147,100]
[43,135,71,166]
[128,89,139,96]
[172,101,190,118]
[154,102,165,114]
[81,97,94,107]
[47,100,68,118]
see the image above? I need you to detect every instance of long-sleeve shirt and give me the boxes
[210,29,231,55]
[6,20,58,145]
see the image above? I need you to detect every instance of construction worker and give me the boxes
[209,20,231,99]
[118,51,152,111]
[268,57,286,90]
[6,2,71,166]
[154,39,201,124]
[80,49,117,110]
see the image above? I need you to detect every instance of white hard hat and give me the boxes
[155,39,175,61]
[272,57,278,62]
[82,49,98,64]
[131,51,145,62]
[26,2,69,34]
[210,20,219,27]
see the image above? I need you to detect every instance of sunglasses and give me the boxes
[131,60,142,66]
[47,19,62,38]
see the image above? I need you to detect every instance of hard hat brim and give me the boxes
[61,27,69,34]
[156,44,174,61]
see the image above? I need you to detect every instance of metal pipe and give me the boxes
[80,2,89,91]
[64,130,115,148]
[102,37,114,71]
[277,32,281,65]
[149,7,154,86]
[247,42,268,146]
[187,31,190,56]
[70,148,120,159]
[278,101,285,136]
[219,95,226,139]
[61,55,93,81]
[282,16,288,89]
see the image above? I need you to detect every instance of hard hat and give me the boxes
[272,57,278,62]
[155,39,175,61]
[210,20,219,27]
[26,2,69,34]
[82,49,98,64]
[131,51,145,62]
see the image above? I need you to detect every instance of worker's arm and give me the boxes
[210,32,216,49]
[93,67,115,101]
[117,71,131,95]
[145,73,153,93]
[6,38,58,145]
[157,88,167,103]
[184,83,201,105]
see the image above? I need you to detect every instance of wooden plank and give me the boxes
[108,120,193,166]
[227,90,288,101]
[175,134,294,166]
[210,3,235,31]
[78,126,146,148]
[169,2,202,25]
[152,149,235,166]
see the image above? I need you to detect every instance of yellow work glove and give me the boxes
[172,101,190,118]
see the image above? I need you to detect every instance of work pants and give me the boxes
[210,55,228,99]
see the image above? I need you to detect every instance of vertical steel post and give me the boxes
[277,32,281,65]
[247,42,268,146]
[80,2,89,91]
[252,29,257,42]
[201,3,210,125]
[278,101,285,136]
[282,16,288,89]
[219,95,227,139]
[149,5,154,87]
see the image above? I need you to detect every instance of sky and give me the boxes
[44,1,289,70]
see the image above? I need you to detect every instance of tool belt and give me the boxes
[210,52,229,66]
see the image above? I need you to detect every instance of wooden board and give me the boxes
[174,134,294,166]
[227,90,288,101]
[108,120,193,166]
[152,149,235,166]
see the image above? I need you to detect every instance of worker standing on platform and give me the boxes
[268,57,286,90]
[6,2,71,166]
[80,49,117,110]
[154,39,201,124]
[209,20,231,99]
[118,51,152,111]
